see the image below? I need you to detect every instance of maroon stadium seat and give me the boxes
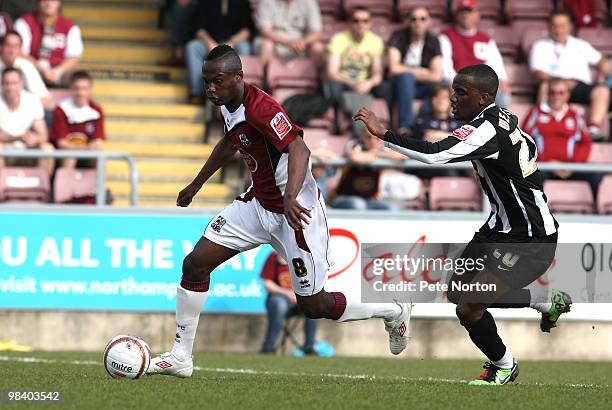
[483,26,519,57]
[578,28,612,56]
[597,175,612,214]
[543,180,594,214]
[429,177,482,211]
[507,101,533,122]
[519,26,549,57]
[321,19,350,43]
[507,0,553,21]
[241,55,264,88]
[47,88,71,111]
[53,168,97,204]
[0,167,50,203]
[397,0,446,19]
[371,98,390,128]
[588,143,612,163]
[318,0,342,17]
[302,128,349,156]
[266,58,319,91]
[343,0,394,19]
[505,63,537,96]
[370,18,402,42]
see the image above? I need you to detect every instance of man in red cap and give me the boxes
[439,0,511,107]
[14,0,83,85]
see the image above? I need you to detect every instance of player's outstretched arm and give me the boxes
[284,137,312,231]
[177,136,237,207]
[353,107,498,164]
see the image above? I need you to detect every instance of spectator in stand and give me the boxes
[412,86,463,142]
[439,0,510,107]
[185,0,253,104]
[0,11,12,37]
[14,0,83,86]
[529,10,610,140]
[255,0,324,66]
[160,0,199,66]
[50,70,104,169]
[260,252,319,355]
[387,7,444,134]
[522,78,599,194]
[331,128,405,210]
[326,7,385,134]
[0,67,53,175]
[0,30,49,108]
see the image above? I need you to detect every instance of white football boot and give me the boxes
[146,352,193,378]
[384,301,413,355]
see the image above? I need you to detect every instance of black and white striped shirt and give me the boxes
[384,103,558,239]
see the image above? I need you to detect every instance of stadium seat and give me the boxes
[505,63,537,96]
[266,58,319,91]
[343,0,394,19]
[0,167,50,203]
[483,26,519,57]
[371,98,390,128]
[241,55,265,88]
[507,0,553,20]
[578,28,612,56]
[397,0,446,19]
[429,177,482,211]
[321,19,350,44]
[587,143,612,163]
[302,128,349,156]
[507,101,533,122]
[47,88,71,111]
[597,175,612,214]
[54,168,98,204]
[543,180,594,214]
[370,18,402,42]
[520,26,549,57]
[476,0,504,21]
[318,0,342,17]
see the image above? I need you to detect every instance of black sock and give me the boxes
[489,288,531,308]
[463,310,506,362]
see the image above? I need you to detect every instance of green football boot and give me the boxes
[468,360,519,386]
[540,290,572,333]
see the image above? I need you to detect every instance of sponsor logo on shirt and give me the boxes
[270,112,292,140]
[239,133,251,147]
[451,125,476,140]
[85,122,95,135]
[565,117,575,130]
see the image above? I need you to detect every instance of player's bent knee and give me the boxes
[455,304,483,325]
[297,297,327,319]
[181,253,211,283]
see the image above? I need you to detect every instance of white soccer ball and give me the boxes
[103,334,151,379]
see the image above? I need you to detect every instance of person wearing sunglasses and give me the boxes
[439,0,510,108]
[387,7,444,135]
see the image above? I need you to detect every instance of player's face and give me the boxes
[39,0,61,17]
[202,63,241,106]
[450,75,485,121]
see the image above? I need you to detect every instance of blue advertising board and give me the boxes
[0,211,272,313]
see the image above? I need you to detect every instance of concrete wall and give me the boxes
[1,310,610,361]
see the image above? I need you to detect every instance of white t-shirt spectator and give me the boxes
[529,35,602,85]
[0,57,49,100]
[0,90,44,137]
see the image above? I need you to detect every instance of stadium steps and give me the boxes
[64,0,237,207]
[113,198,231,209]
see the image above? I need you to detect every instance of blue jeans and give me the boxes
[391,72,440,128]
[261,294,318,352]
[186,39,251,96]
[332,195,397,210]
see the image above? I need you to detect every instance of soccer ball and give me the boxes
[103,334,151,379]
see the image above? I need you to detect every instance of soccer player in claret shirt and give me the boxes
[354,64,572,386]
[147,45,412,378]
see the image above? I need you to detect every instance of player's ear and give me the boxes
[235,70,244,82]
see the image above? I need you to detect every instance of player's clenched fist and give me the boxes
[283,196,311,231]
[177,183,201,207]
[352,107,388,139]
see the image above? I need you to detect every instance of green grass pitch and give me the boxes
[1,352,611,409]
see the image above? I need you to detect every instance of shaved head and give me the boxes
[204,44,242,73]
[457,64,499,98]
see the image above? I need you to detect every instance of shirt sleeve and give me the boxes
[22,60,49,98]
[248,96,301,152]
[65,25,84,58]
[327,32,344,55]
[260,253,278,281]
[528,40,548,72]
[438,33,456,81]
[306,0,322,32]
[383,119,499,164]
[92,109,105,140]
[14,18,32,55]
[485,40,507,80]
[372,34,384,58]
[50,107,69,142]
[582,40,602,65]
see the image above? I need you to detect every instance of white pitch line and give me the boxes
[0,355,608,390]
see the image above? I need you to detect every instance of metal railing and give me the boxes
[0,150,138,206]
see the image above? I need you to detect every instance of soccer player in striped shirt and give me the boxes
[354,64,572,386]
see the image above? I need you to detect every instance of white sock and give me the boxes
[171,285,207,361]
[492,348,515,369]
[530,301,551,313]
[337,301,401,322]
